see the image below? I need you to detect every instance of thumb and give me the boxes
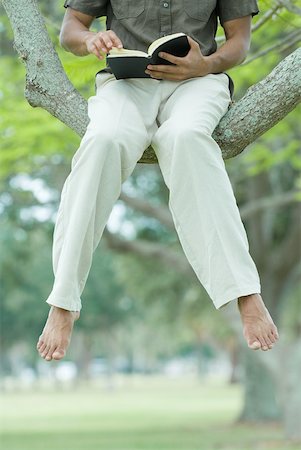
[187,36,199,49]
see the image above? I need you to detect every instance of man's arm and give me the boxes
[145,16,252,81]
[60,8,123,59]
[205,15,252,73]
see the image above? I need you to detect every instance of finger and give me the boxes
[100,34,115,51]
[187,35,199,48]
[158,51,182,65]
[90,40,106,58]
[92,33,111,52]
[86,38,104,58]
[145,70,184,81]
[107,30,123,48]
[90,44,104,60]
[147,64,179,74]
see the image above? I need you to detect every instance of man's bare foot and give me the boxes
[238,294,279,351]
[36,306,80,362]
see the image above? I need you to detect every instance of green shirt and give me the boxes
[63,0,259,95]
[64,0,259,54]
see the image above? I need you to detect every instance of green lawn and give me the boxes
[0,375,300,450]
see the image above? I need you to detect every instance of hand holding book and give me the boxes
[145,36,216,81]
[107,33,190,79]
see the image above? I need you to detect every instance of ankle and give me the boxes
[50,306,80,318]
[238,293,260,305]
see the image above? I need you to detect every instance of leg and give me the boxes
[37,75,161,360]
[152,74,279,350]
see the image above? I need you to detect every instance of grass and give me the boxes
[0,375,300,450]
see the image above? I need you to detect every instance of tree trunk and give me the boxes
[282,338,301,441]
[73,332,94,382]
[239,348,282,422]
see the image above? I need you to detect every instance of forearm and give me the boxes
[204,37,249,74]
[60,11,123,60]
[60,16,95,56]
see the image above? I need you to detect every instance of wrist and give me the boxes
[202,54,216,75]
[195,56,212,77]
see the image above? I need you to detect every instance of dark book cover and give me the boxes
[107,34,190,79]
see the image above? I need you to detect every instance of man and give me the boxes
[37,0,279,362]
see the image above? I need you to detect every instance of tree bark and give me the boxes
[2,0,301,163]
[238,349,282,422]
[282,338,301,441]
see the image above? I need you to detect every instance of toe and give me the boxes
[257,336,269,351]
[272,327,279,340]
[41,345,51,359]
[44,345,56,361]
[37,336,44,350]
[52,348,66,360]
[38,342,47,355]
[249,339,261,350]
[268,332,276,344]
[264,334,273,349]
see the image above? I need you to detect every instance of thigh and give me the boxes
[87,73,161,143]
[157,73,231,135]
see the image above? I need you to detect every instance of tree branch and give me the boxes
[215,3,281,44]
[277,0,301,16]
[103,229,193,276]
[2,0,301,163]
[119,191,174,230]
[240,190,300,220]
[241,29,301,67]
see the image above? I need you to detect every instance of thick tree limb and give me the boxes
[2,0,89,137]
[2,0,301,163]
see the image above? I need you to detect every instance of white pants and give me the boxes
[46,72,261,312]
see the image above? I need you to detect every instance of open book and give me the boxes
[107,33,190,79]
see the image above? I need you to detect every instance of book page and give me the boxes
[108,48,148,58]
[148,32,186,55]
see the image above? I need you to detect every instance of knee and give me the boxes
[172,123,210,142]
[73,126,136,172]
[71,127,118,167]
[153,120,222,169]
[156,120,211,149]
[87,123,126,152]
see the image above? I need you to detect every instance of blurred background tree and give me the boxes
[0,0,300,442]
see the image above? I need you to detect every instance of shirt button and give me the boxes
[163,2,169,7]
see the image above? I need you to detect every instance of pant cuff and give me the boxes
[45,295,82,312]
[213,285,261,310]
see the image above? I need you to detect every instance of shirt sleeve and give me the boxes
[63,0,108,18]
[217,0,259,25]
